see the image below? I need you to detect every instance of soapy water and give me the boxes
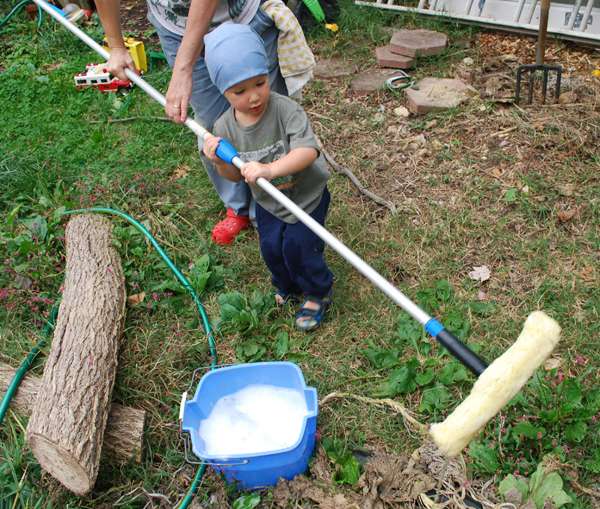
[199,384,309,456]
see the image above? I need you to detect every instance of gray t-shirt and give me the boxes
[148,0,260,36]
[213,93,330,224]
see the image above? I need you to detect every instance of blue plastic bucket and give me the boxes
[181,362,318,490]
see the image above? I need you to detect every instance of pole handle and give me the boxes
[435,328,488,376]
[215,139,239,165]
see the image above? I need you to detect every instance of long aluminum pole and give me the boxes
[32,0,488,376]
[31,0,431,326]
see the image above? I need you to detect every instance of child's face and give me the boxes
[224,74,270,125]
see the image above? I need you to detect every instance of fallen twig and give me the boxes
[319,391,428,435]
[316,138,397,214]
[88,116,171,124]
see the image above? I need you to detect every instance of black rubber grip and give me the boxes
[436,328,488,377]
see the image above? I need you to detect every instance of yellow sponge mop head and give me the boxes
[430,311,561,458]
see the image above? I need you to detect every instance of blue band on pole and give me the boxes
[215,139,239,165]
[42,0,66,16]
[425,318,444,337]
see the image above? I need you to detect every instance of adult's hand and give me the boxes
[165,68,193,124]
[163,0,219,124]
[106,47,138,81]
[95,0,137,80]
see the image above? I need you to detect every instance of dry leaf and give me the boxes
[44,61,68,71]
[557,207,576,223]
[491,167,502,177]
[477,290,487,301]
[394,106,410,117]
[127,292,145,307]
[558,183,574,196]
[173,166,189,179]
[544,357,562,371]
[530,121,546,130]
[406,134,426,145]
[468,266,491,282]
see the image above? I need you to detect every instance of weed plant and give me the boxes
[468,367,600,484]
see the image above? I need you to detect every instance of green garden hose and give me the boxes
[1,208,217,509]
[0,302,59,425]
[0,0,43,31]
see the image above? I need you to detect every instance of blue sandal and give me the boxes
[294,294,332,331]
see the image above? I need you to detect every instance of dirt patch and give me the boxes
[273,443,501,508]
[119,0,160,50]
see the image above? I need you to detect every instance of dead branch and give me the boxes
[316,138,397,214]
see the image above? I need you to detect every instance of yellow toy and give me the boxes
[102,37,147,73]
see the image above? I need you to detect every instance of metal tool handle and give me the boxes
[36,0,488,377]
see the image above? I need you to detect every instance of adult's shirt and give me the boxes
[148,0,261,36]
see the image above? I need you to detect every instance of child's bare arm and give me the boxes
[202,135,243,182]
[241,147,318,185]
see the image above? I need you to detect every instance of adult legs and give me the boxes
[148,11,251,220]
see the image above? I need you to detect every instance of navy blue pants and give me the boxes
[256,188,334,300]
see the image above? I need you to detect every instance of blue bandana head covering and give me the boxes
[204,22,269,95]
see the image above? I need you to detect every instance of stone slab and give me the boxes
[406,78,470,114]
[350,69,391,96]
[375,46,414,70]
[314,58,358,80]
[390,29,448,58]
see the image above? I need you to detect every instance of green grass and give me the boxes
[1,0,600,507]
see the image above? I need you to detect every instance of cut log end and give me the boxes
[27,434,93,495]
[1,364,145,465]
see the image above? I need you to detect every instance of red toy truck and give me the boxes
[74,63,137,93]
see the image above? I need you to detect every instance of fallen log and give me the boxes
[0,364,145,464]
[26,214,127,495]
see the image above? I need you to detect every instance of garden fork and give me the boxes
[515,0,562,105]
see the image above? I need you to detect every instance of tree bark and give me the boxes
[0,364,145,464]
[25,214,127,495]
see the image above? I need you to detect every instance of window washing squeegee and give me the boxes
[32,0,562,459]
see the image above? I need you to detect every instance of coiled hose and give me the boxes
[0,207,217,509]
[0,0,43,31]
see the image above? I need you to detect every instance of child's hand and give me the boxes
[241,161,273,184]
[202,135,223,163]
